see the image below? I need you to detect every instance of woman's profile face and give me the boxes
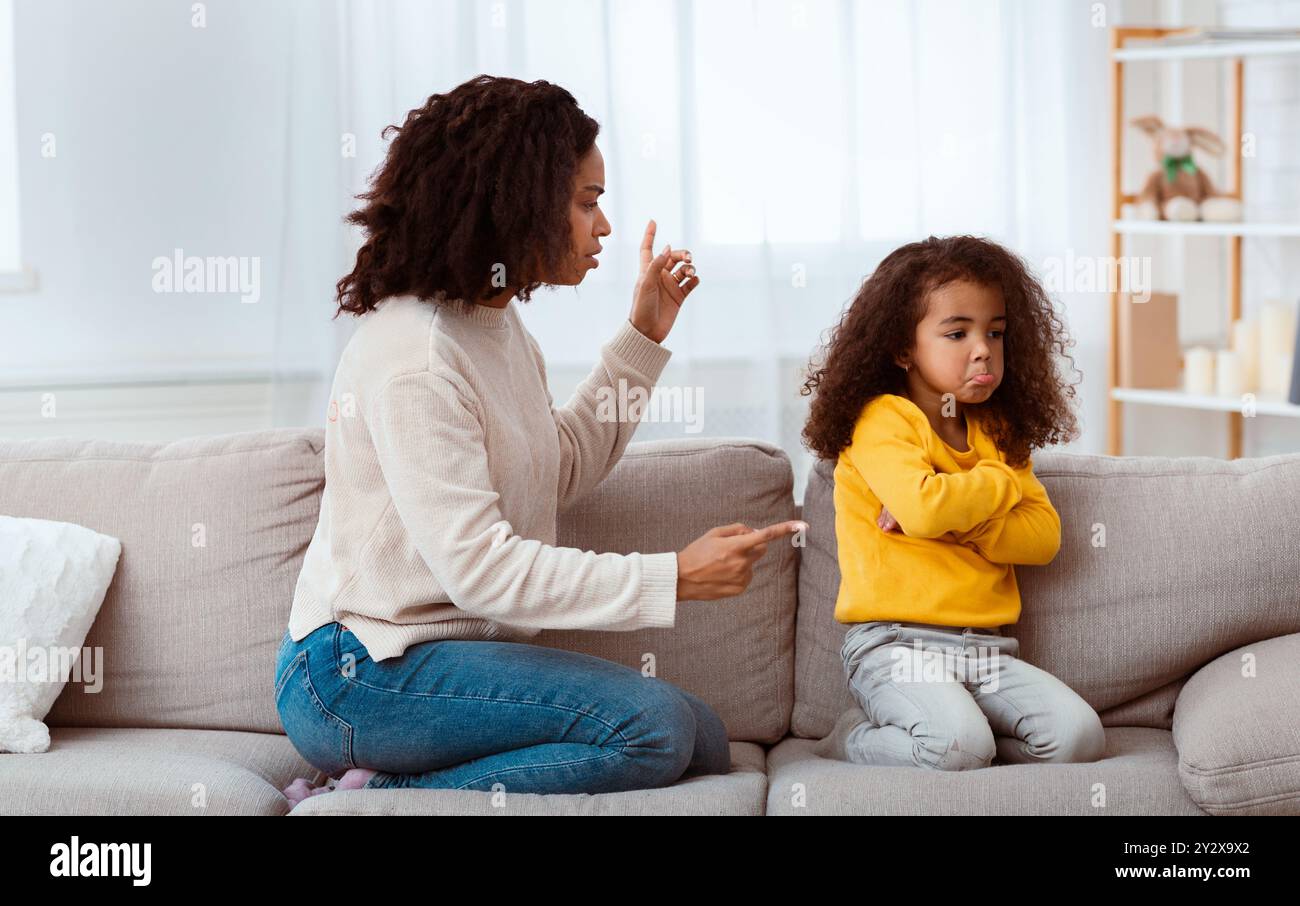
[551,144,611,286]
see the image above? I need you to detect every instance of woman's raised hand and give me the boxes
[629,219,700,344]
[675,520,806,601]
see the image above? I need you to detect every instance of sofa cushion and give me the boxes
[0,514,121,753]
[0,430,798,744]
[288,741,767,815]
[765,726,1203,815]
[1172,632,1300,815]
[0,727,314,815]
[544,437,799,743]
[0,430,325,734]
[791,451,1300,739]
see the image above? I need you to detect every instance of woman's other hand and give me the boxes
[629,219,699,344]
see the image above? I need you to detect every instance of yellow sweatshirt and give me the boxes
[832,393,1061,628]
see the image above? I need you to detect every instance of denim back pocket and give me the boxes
[275,648,356,776]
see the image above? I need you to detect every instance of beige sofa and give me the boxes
[1,428,1297,815]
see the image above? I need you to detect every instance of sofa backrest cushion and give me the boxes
[0,429,325,734]
[0,431,799,742]
[792,450,1300,739]
[546,437,800,743]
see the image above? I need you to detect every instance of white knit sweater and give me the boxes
[288,294,679,661]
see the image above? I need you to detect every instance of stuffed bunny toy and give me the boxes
[1130,115,1243,222]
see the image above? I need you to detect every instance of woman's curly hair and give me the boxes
[800,235,1081,469]
[334,75,599,318]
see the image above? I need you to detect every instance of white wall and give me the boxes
[4,1,295,378]
[3,0,1296,466]
[0,0,350,439]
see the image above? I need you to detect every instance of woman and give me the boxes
[275,74,803,802]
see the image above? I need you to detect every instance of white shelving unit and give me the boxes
[1113,220,1300,237]
[1108,27,1300,458]
[1112,38,1300,62]
[1111,387,1300,418]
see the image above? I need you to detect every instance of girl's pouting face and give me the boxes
[900,278,1006,404]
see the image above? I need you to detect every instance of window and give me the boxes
[0,0,27,286]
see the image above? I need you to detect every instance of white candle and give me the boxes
[1215,349,1242,397]
[1261,351,1293,397]
[1231,317,1260,391]
[1184,346,1216,396]
[1260,301,1295,361]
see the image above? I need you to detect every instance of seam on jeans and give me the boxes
[333,623,358,686]
[343,682,633,752]
[876,662,955,767]
[300,646,357,770]
[332,635,644,755]
[842,626,901,676]
[275,650,307,701]
[332,644,634,749]
[453,746,626,791]
[972,685,1033,750]
[852,641,963,768]
[967,649,1034,764]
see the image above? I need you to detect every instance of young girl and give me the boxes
[800,235,1105,771]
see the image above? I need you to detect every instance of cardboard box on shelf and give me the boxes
[1119,291,1181,388]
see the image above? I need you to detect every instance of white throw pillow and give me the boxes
[0,515,121,753]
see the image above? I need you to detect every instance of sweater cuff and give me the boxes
[606,319,673,380]
[636,552,679,629]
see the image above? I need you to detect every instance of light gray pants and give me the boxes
[839,620,1106,770]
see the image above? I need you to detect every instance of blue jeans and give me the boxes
[273,622,731,793]
[838,620,1106,770]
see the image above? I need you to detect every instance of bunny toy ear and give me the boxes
[1187,126,1226,156]
[1130,114,1165,135]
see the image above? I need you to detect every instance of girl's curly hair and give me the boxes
[800,235,1081,469]
[334,75,599,318]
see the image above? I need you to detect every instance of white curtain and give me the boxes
[272,0,1112,502]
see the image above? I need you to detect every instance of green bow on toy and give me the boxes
[1162,153,1198,183]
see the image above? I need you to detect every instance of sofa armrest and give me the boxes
[1172,632,1300,815]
